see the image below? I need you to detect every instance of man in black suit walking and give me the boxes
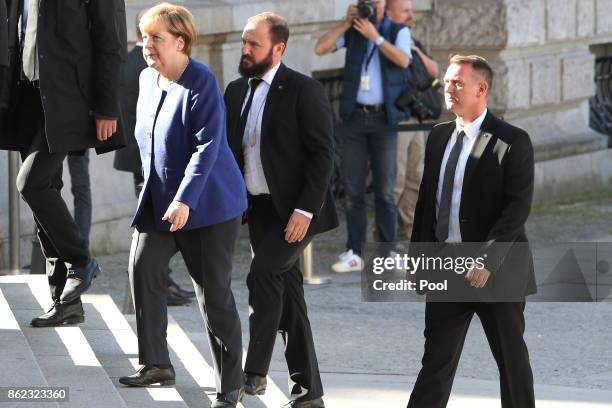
[0,0,126,326]
[407,55,536,408]
[224,12,338,408]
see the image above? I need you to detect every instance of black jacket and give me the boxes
[0,1,8,68]
[0,0,127,154]
[411,111,537,297]
[224,63,339,235]
[114,44,147,174]
[0,0,19,130]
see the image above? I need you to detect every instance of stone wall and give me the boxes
[424,0,612,203]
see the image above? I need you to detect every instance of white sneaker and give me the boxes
[331,250,364,273]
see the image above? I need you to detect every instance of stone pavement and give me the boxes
[2,196,612,407]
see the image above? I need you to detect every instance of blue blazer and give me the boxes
[133,59,248,231]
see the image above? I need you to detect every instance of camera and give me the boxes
[395,79,443,122]
[357,0,377,23]
[395,91,434,122]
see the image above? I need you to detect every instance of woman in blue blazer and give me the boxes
[118,5,247,407]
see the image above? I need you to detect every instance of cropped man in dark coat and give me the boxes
[114,9,149,179]
[407,55,536,408]
[0,0,126,326]
[225,12,337,408]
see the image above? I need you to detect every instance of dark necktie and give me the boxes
[435,130,466,242]
[236,78,263,143]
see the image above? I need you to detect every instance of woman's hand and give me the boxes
[162,200,190,232]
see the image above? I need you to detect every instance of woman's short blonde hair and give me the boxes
[139,3,197,56]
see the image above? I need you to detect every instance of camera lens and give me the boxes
[357,1,376,21]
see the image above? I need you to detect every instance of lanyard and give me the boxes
[364,21,385,72]
[364,42,377,73]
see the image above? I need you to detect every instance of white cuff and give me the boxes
[294,209,313,219]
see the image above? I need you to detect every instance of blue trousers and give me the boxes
[340,109,398,255]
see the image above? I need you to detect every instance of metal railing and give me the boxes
[590,57,612,145]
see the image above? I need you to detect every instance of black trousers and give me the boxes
[129,202,243,393]
[408,302,535,408]
[244,195,323,401]
[15,82,89,301]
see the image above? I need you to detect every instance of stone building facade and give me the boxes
[1,0,610,267]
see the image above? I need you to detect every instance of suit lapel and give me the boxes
[229,79,249,148]
[462,111,496,188]
[261,63,288,148]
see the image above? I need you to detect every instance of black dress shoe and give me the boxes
[167,290,191,306]
[118,365,175,387]
[60,258,100,303]
[30,300,85,327]
[211,388,244,408]
[283,397,325,408]
[244,373,266,395]
[167,276,196,298]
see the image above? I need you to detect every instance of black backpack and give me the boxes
[390,31,444,122]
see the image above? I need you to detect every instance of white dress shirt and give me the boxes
[23,0,40,81]
[436,108,488,242]
[241,62,312,219]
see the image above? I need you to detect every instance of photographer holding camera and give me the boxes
[315,0,412,272]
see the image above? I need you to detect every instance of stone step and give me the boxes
[0,276,127,408]
[4,274,611,407]
[124,313,289,408]
[79,294,189,408]
[0,286,57,408]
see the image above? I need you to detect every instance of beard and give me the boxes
[238,47,274,78]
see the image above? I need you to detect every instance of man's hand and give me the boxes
[466,266,491,289]
[353,18,380,42]
[284,211,311,243]
[345,3,358,25]
[96,118,117,141]
[162,200,190,232]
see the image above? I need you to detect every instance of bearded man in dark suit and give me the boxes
[224,12,338,408]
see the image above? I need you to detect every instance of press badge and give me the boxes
[360,74,371,91]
